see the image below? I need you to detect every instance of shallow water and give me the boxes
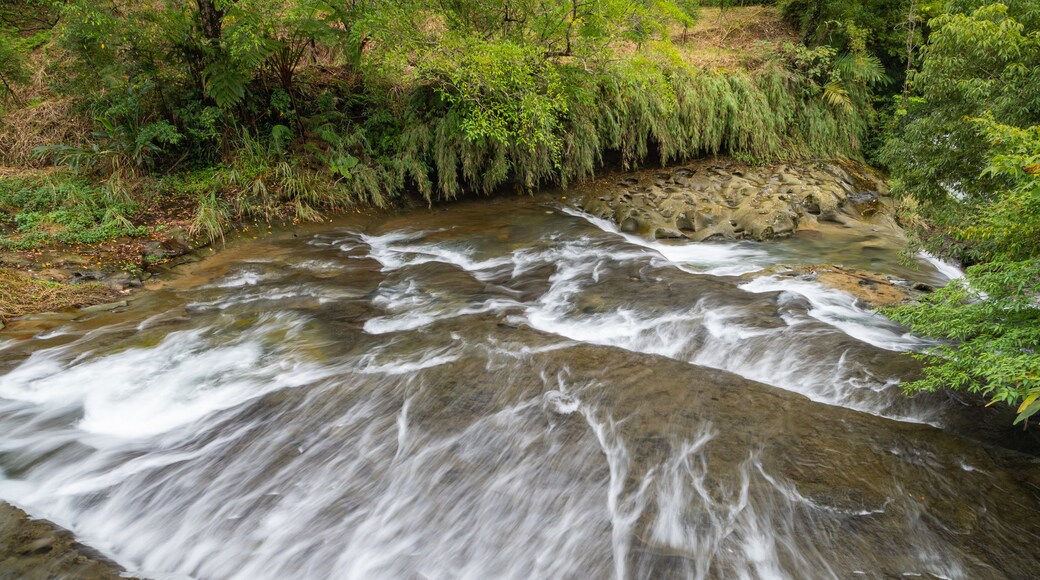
[1,195,1038,579]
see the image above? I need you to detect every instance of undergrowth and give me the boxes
[1,4,879,246]
[0,173,147,249]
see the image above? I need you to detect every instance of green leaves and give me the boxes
[0,31,29,106]
[203,59,249,109]
[418,36,568,160]
[882,3,1040,207]
[887,108,1040,424]
[887,258,1040,421]
[327,152,359,179]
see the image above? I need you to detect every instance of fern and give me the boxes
[203,59,249,109]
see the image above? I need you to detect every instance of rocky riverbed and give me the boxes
[3,161,1021,579]
[571,159,898,242]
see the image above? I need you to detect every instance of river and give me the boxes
[1,194,1038,579]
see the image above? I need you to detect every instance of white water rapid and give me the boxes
[0,195,1032,580]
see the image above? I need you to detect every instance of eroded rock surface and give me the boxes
[743,264,919,308]
[0,502,134,580]
[572,159,897,241]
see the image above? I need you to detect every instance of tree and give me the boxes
[0,32,27,105]
[887,116,1040,423]
[878,4,1040,424]
[881,3,1040,229]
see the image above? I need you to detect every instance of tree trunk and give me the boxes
[196,0,225,46]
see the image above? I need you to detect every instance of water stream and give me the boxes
[1,195,1038,579]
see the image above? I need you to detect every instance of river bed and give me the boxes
[1,194,1038,579]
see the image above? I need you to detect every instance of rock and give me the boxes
[79,300,129,314]
[142,234,192,261]
[69,270,105,284]
[20,311,78,322]
[816,267,914,307]
[105,271,141,291]
[0,502,132,579]
[675,214,695,232]
[569,159,899,246]
[653,227,685,240]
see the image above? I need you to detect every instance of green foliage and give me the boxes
[0,0,55,108]
[887,115,1040,423]
[779,0,940,68]
[203,59,250,109]
[880,3,1040,213]
[12,0,877,212]
[190,191,230,244]
[887,259,1040,422]
[0,174,146,248]
[418,37,568,161]
[0,31,28,106]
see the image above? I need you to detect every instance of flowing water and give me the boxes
[1,195,1038,579]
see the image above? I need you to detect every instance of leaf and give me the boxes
[328,152,359,179]
[1014,395,1040,425]
[203,59,249,109]
[1017,391,1040,414]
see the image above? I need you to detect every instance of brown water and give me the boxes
[0,195,1038,579]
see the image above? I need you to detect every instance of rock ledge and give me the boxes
[571,159,897,241]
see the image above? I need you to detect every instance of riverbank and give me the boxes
[1,4,876,306]
[0,156,916,325]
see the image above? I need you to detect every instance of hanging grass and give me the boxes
[360,56,870,204]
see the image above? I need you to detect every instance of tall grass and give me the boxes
[354,58,870,204]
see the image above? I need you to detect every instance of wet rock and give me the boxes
[674,214,696,232]
[141,235,191,261]
[0,502,132,579]
[653,227,685,240]
[19,311,78,322]
[69,270,105,284]
[817,269,913,307]
[105,271,142,291]
[78,300,129,314]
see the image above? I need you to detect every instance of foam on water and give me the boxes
[920,251,965,281]
[739,275,928,352]
[363,279,520,334]
[361,230,515,278]
[0,314,326,438]
[0,203,1004,580]
[562,207,775,275]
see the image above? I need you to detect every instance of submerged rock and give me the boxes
[742,264,917,308]
[78,300,129,314]
[571,159,899,242]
